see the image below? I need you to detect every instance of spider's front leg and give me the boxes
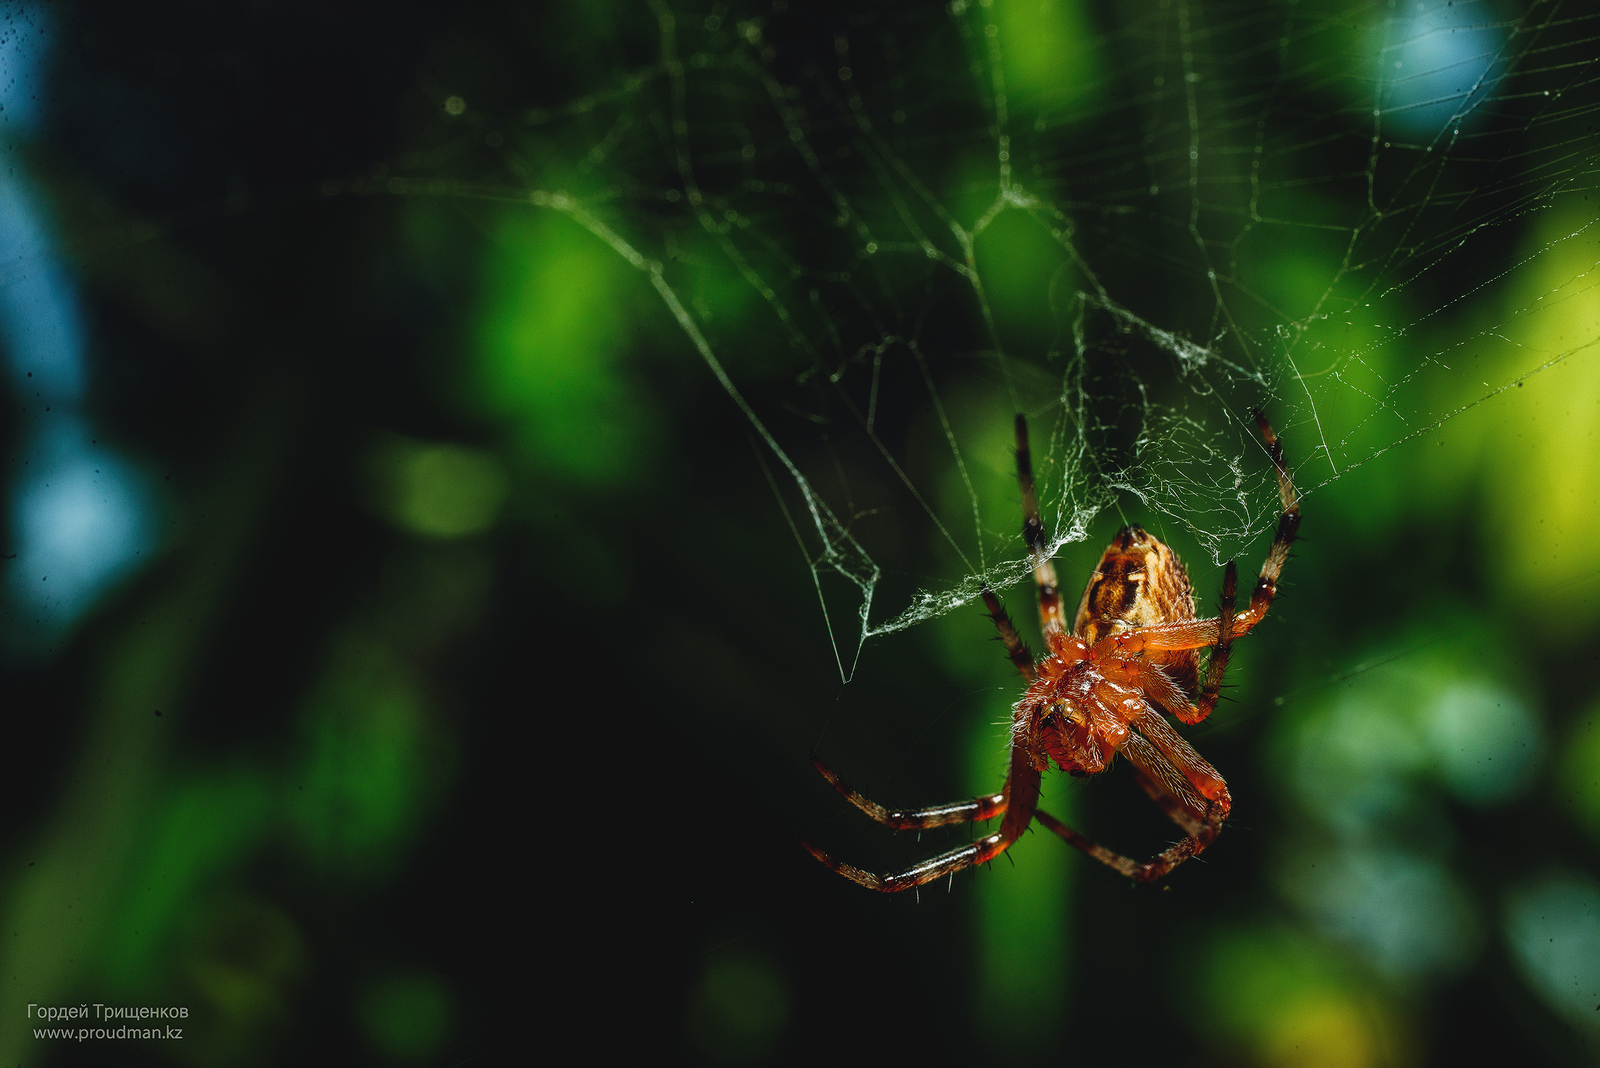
[981,585,1036,682]
[802,746,1041,893]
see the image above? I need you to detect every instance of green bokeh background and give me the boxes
[1,1,1598,1065]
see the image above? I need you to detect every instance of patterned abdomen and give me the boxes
[1071,525,1199,696]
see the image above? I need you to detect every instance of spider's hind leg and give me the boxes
[803,750,1042,893]
[1031,808,1144,880]
[809,754,1007,830]
[1034,731,1230,883]
[802,834,1008,894]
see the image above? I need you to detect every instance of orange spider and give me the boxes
[804,411,1299,890]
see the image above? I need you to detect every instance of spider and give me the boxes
[804,411,1299,891]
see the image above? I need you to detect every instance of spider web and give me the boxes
[467,0,1600,680]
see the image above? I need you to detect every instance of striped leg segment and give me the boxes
[1236,410,1300,632]
[803,750,1041,893]
[1035,730,1229,883]
[1014,414,1066,637]
[981,585,1036,682]
[809,754,1007,831]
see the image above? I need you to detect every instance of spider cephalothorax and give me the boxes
[805,412,1297,891]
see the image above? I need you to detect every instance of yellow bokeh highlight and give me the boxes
[1198,928,1408,1068]
[1482,211,1600,623]
[1260,996,1380,1068]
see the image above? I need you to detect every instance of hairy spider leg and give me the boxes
[1189,559,1239,722]
[1128,765,1203,838]
[1036,730,1229,882]
[1129,703,1228,801]
[802,581,1039,839]
[1216,410,1300,639]
[1015,414,1067,637]
[803,747,1042,892]
[808,754,1008,831]
[1221,412,1300,639]
[1120,727,1229,866]
[981,585,1037,682]
[799,581,1043,869]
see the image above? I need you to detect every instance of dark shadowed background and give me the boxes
[2,1,1599,1065]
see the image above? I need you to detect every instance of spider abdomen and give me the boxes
[1072,525,1201,695]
